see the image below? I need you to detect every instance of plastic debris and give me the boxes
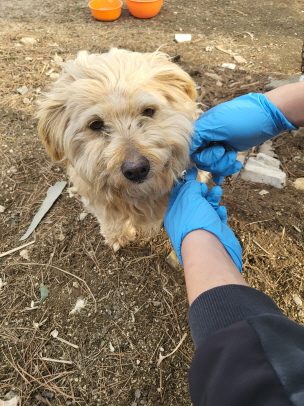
[20,180,67,241]
[174,34,192,43]
[40,284,49,302]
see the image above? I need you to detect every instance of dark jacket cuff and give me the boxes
[189,284,283,348]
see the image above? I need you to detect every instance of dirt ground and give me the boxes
[0,0,304,405]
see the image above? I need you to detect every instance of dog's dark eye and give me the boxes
[142,108,156,118]
[89,120,105,131]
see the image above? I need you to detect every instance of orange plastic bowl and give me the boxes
[126,0,163,18]
[89,0,122,21]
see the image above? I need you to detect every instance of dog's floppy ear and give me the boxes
[149,52,197,107]
[37,51,95,161]
[37,93,68,161]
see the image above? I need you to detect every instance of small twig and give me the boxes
[228,7,248,16]
[51,330,79,349]
[157,333,187,367]
[244,219,272,227]
[281,226,286,242]
[40,357,73,365]
[244,31,254,41]
[0,240,35,258]
[253,239,271,255]
[215,45,234,56]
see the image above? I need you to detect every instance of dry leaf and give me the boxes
[233,54,247,64]
[20,249,30,260]
[69,298,86,315]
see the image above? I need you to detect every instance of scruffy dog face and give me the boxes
[38,49,197,249]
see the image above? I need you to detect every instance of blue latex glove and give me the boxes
[191,93,296,184]
[164,168,242,271]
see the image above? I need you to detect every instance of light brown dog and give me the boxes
[37,49,199,250]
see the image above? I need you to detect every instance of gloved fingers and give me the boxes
[210,150,238,173]
[213,160,243,185]
[191,145,226,170]
[216,205,228,224]
[189,121,210,154]
[206,185,223,208]
[200,182,209,197]
[183,166,198,181]
[213,175,225,185]
[192,149,241,180]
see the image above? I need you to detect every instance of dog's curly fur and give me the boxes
[37,49,198,250]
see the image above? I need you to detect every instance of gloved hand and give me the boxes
[191,93,296,184]
[164,168,242,271]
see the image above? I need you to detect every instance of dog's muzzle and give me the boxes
[121,156,150,183]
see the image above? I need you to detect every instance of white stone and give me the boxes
[174,34,192,43]
[221,63,236,70]
[0,205,6,213]
[17,85,28,95]
[20,37,37,45]
[241,157,286,189]
[292,294,302,307]
[259,189,269,196]
[79,212,88,221]
[205,45,214,52]
[49,72,60,80]
[293,178,304,191]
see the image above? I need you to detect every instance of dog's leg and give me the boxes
[93,211,136,251]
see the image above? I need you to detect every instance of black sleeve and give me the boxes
[188,284,304,406]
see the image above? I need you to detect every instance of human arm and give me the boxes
[191,82,303,183]
[183,232,304,405]
[164,174,304,406]
[266,82,304,127]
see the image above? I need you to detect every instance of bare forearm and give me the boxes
[266,82,304,128]
[181,230,247,305]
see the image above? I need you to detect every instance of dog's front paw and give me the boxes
[104,226,137,252]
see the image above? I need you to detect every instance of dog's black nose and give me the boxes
[121,156,150,183]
